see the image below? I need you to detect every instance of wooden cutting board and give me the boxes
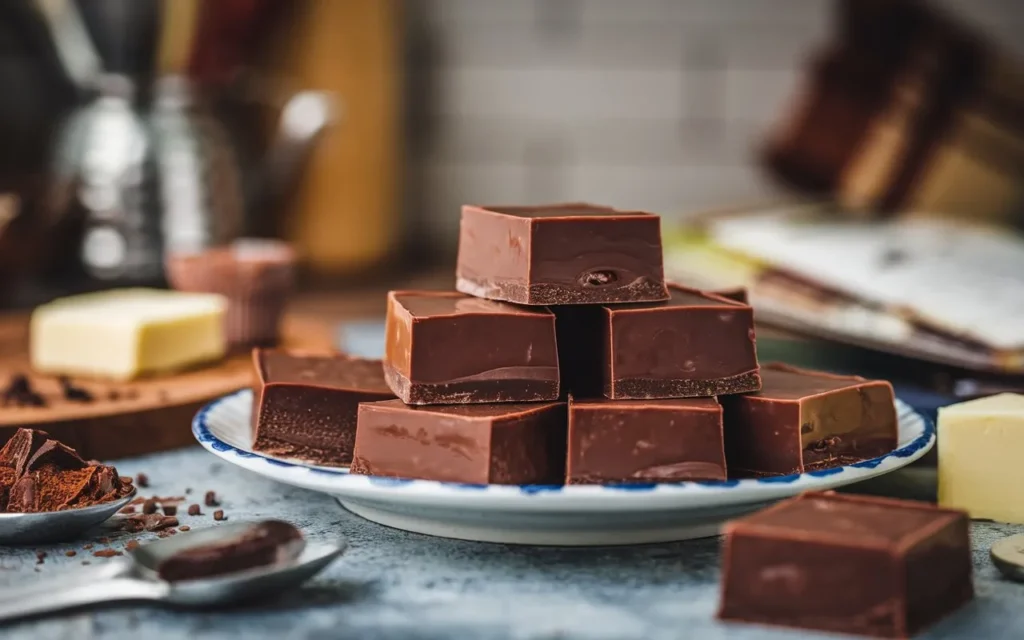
[0,312,336,460]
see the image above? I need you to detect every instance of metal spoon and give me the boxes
[991,534,1024,582]
[0,520,346,621]
[0,488,137,545]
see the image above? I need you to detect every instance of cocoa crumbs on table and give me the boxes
[65,550,76,557]
[135,473,149,488]
[93,549,122,558]
[179,525,190,531]
[204,491,219,507]
[213,510,226,521]
[187,504,201,516]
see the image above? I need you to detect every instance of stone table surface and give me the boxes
[0,447,1020,640]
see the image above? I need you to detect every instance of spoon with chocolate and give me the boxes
[0,520,346,621]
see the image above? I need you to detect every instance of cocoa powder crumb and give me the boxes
[162,505,177,516]
[35,551,46,564]
[58,376,93,403]
[142,498,157,515]
[64,550,76,557]
[148,516,178,531]
[213,510,225,521]
[179,525,190,531]
[93,549,122,558]
[107,389,120,401]
[2,374,46,408]
[135,473,149,488]
[187,504,201,516]
[125,540,140,551]
[119,506,136,515]
[204,491,219,507]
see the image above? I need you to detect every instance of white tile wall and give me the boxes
[406,0,1024,250]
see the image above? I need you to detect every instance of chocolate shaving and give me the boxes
[58,376,93,403]
[142,498,157,515]
[1,375,45,408]
[92,549,121,558]
[162,505,177,516]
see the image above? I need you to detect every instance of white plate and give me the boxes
[193,390,934,546]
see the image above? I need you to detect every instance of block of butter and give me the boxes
[938,392,1024,523]
[31,288,228,381]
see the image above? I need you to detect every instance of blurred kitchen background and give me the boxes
[4,0,1024,419]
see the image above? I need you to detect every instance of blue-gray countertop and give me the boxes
[0,446,1020,640]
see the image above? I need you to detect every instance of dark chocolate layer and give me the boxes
[351,400,567,484]
[384,290,559,405]
[567,397,726,484]
[718,492,973,638]
[455,203,669,306]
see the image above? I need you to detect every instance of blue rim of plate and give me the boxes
[192,390,934,494]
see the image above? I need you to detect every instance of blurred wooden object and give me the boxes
[0,312,335,460]
[260,0,402,277]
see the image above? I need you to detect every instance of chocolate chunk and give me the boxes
[351,400,567,484]
[162,504,177,516]
[555,285,761,399]
[251,350,394,466]
[383,291,559,405]
[179,525,191,531]
[1,374,46,408]
[718,492,973,638]
[58,376,93,403]
[204,491,218,507]
[455,203,669,305]
[142,499,157,515]
[0,429,50,477]
[188,504,201,516]
[64,550,76,557]
[213,510,226,521]
[7,475,38,512]
[157,521,302,582]
[24,440,86,473]
[567,397,726,484]
[135,473,149,488]
[722,363,898,476]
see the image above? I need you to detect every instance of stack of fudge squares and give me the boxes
[250,204,901,485]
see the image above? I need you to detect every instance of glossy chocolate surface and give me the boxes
[350,400,566,484]
[383,290,559,405]
[455,203,669,305]
[567,397,725,484]
[722,363,897,477]
[157,521,304,582]
[251,350,394,466]
[719,492,973,638]
[555,285,761,400]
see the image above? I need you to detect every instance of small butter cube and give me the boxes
[938,392,1024,523]
[31,288,227,381]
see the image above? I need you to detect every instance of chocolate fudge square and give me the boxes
[383,290,559,405]
[719,492,973,638]
[722,363,897,477]
[555,284,761,400]
[351,400,566,484]
[455,203,669,305]
[567,396,726,484]
[251,350,394,466]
